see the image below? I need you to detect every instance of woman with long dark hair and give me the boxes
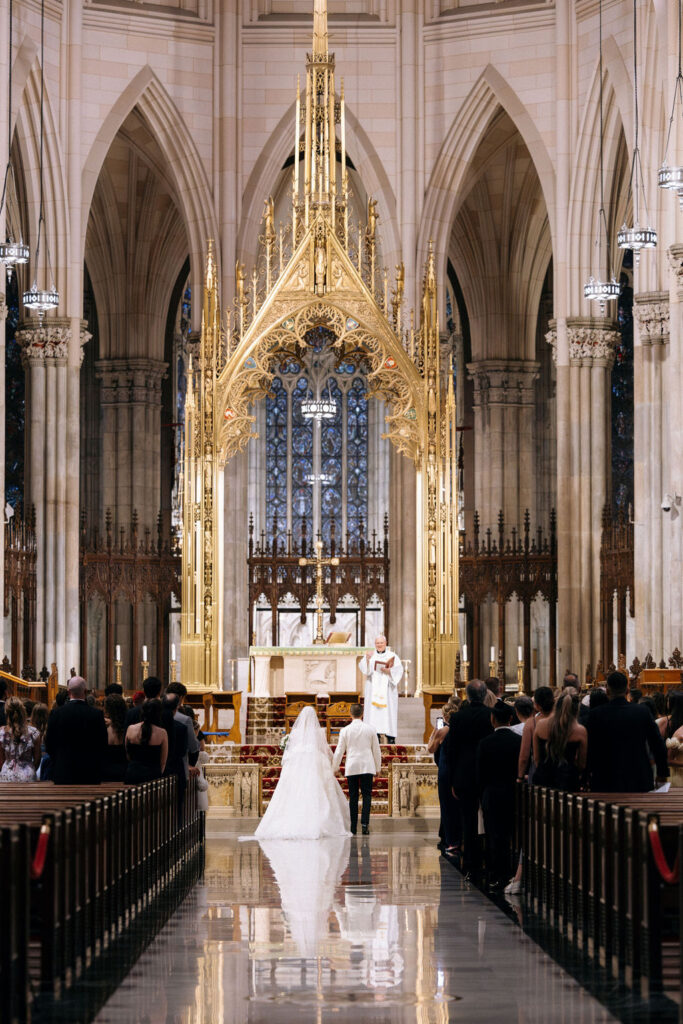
[103,694,129,781]
[124,699,168,783]
[665,692,683,787]
[0,697,41,781]
[533,691,587,792]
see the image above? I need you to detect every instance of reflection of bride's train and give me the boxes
[258,838,351,957]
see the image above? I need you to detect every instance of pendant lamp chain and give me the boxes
[0,0,30,282]
[585,0,619,311]
[617,0,657,263]
[658,0,683,206]
[22,0,58,318]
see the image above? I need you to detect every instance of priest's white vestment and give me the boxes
[359,649,403,737]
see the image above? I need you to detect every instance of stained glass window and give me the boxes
[265,352,368,550]
[612,255,633,514]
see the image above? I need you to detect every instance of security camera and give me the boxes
[662,494,673,512]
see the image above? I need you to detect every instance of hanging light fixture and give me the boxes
[305,472,335,486]
[22,0,58,318]
[617,0,657,264]
[0,0,29,282]
[658,0,683,209]
[301,380,337,421]
[585,0,619,312]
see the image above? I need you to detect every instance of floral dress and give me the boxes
[0,725,39,781]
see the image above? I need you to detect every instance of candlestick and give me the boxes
[114,658,122,685]
[141,657,149,682]
[462,658,470,684]
[517,657,524,693]
[170,659,177,684]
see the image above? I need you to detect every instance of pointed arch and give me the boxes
[12,59,69,308]
[567,46,631,311]
[237,98,401,272]
[81,66,219,288]
[417,64,556,297]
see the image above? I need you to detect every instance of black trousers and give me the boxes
[348,773,374,832]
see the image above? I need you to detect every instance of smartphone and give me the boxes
[436,716,444,729]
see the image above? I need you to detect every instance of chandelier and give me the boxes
[305,472,335,486]
[584,0,619,312]
[617,0,657,265]
[658,0,683,210]
[22,0,59,319]
[301,380,337,421]
[0,0,30,283]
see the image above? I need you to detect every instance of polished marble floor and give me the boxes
[92,833,625,1023]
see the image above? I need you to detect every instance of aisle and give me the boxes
[95,834,616,1023]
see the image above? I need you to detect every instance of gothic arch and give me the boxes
[417,64,556,306]
[237,98,401,273]
[81,65,218,304]
[12,61,69,308]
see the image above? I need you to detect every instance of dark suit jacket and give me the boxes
[445,701,493,791]
[586,696,668,793]
[0,700,5,727]
[45,700,108,784]
[476,727,522,796]
[164,719,188,779]
[125,706,143,730]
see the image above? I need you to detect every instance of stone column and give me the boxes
[633,293,669,659]
[0,296,6,657]
[17,319,90,674]
[467,360,539,526]
[389,445,416,687]
[550,317,618,676]
[95,358,167,529]
[663,246,683,655]
[467,359,539,675]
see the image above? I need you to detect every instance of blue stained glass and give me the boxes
[266,377,289,546]
[346,377,368,549]
[321,378,343,548]
[291,377,313,545]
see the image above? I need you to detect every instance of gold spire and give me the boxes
[312,0,328,57]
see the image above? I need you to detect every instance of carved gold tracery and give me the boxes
[181,0,459,693]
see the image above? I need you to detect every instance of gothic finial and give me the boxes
[313,0,328,57]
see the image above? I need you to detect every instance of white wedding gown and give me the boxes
[252,706,351,840]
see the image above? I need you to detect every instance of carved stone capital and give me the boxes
[566,317,619,368]
[668,244,683,296]
[95,357,168,406]
[633,292,670,346]
[16,318,91,367]
[466,359,540,408]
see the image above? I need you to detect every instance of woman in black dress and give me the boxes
[124,699,168,783]
[533,690,587,792]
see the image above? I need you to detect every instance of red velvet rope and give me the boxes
[647,818,680,885]
[30,823,50,880]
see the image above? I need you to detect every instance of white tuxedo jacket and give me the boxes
[332,719,382,777]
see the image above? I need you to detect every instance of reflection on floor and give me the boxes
[94,834,622,1023]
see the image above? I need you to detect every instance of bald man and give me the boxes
[45,676,108,784]
[359,635,403,744]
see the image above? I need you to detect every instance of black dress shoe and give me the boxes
[362,825,370,835]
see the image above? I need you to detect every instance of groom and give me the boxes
[332,704,382,835]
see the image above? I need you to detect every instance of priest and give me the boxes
[359,635,403,744]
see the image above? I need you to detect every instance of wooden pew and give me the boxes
[0,778,204,1022]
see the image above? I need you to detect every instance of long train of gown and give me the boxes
[253,742,351,840]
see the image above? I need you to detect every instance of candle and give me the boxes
[490,646,495,663]
[171,644,176,661]
[518,645,523,662]
[462,644,468,663]
[142,646,148,661]
[115,645,121,662]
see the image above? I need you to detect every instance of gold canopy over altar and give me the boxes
[180,0,459,693]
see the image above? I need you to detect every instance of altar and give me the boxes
[249,645,367,696]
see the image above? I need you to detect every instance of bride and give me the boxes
[252,706,351,840]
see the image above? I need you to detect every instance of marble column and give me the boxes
[95,358,167,529]
[633,293,669,659]
[466,359,539,676]
[663,246,683,655]
[0,296,6,657]
[17,319,90,674]
[550,317,618,677]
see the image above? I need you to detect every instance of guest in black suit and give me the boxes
[587,670,668,792]
[445,679,493,875]
[44,676,108,784]
[0,678,7,726]
[477,702,522,889]
[162,693,189,815]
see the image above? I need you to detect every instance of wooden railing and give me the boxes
[0,664,58,705]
